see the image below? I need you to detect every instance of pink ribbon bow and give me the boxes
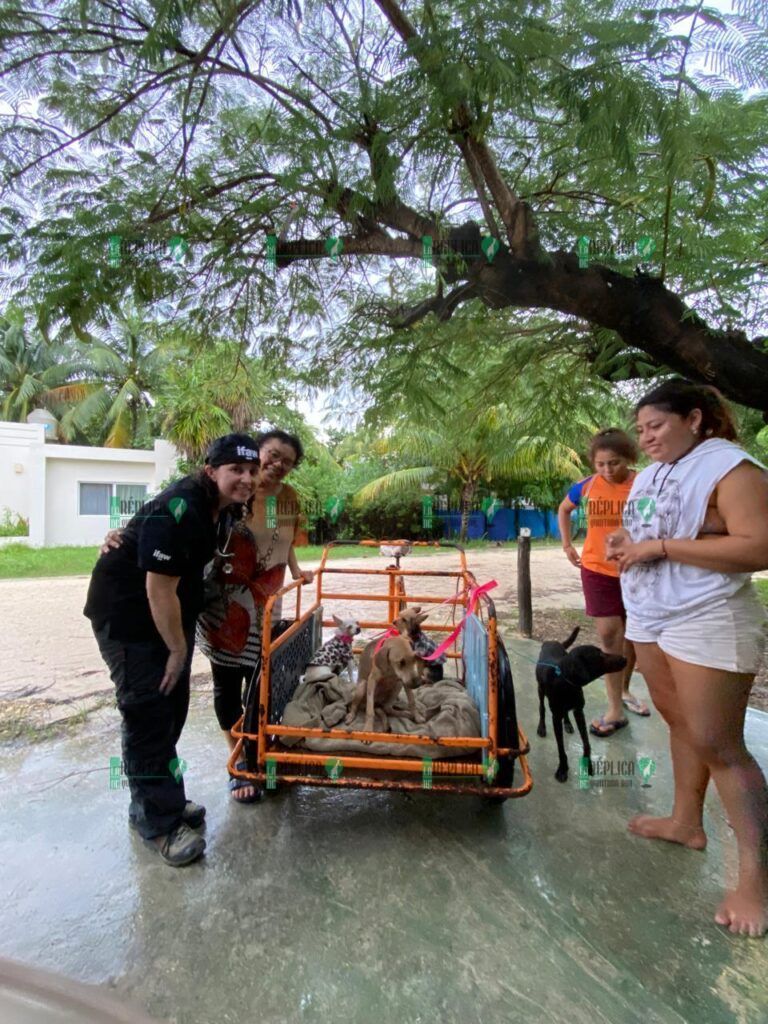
[423,580,498,661]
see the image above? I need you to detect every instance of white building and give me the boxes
[0,422,180,547]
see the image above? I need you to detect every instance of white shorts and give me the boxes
[625,585,766,674]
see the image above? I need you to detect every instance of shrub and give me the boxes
[0,508,29,537]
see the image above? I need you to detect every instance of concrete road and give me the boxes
[0,547,584,705]
[1,641,766,1024]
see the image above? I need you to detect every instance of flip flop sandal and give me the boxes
[589,715,629,738]
[229,761,262,804]
[622,696,651,717]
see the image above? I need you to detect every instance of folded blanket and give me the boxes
[278,673,482,758]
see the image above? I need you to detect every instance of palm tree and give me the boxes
[355,405,584,542]
[0,315,84,427]
[57,312,167,448]
[156,343,297,461]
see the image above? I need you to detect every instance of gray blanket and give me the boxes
[278,673,482,758]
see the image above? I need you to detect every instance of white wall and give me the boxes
[152,439,180,491]
[0,423,41,524]
[0,424,181,547]
[44,454,156,547]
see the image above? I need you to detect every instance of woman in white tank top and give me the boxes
[606,379,768,938]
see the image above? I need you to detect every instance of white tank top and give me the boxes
[620,439,766,629]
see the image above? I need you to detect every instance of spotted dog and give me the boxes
[303,615,361,684]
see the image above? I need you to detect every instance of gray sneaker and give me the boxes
[151,823,206,866]
[130,801,206,832]
[181,800,206,829]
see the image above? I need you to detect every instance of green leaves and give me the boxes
[0,0,766,412]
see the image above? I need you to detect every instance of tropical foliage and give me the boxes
[1,0,767,414]
[0,310,85,426]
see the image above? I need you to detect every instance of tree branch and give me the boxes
[373,0,539,258]
[376,249,768,412]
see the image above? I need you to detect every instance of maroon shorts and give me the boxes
[580,566,626,619]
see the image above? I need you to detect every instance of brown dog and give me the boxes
[393,605,444,683]
[346,635,424,733]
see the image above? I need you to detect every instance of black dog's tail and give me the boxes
[562,626,580,650]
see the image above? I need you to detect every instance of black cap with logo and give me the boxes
[204,433,260,467]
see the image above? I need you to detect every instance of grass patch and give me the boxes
[0,544,101,579]
[0,538,560,579]
[755,578,768,608]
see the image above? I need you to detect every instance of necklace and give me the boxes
[651,440,703,496]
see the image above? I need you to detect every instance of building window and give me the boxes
[115,484,148,518]
[79,483,148,516]
[79,483,111,515]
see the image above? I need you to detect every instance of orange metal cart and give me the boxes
[228,541,532,802]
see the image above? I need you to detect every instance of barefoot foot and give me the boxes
[715,889,768,938]
[627,815,707,850]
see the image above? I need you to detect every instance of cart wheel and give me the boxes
[243,736,259,773]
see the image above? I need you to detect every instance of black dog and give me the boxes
[536,627,627,783]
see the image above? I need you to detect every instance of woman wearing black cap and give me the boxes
[84,433,260,866]
[197,429,314,803]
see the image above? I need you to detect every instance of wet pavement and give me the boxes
[1,640,767,1024]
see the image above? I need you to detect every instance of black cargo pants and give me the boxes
[94,623,195,839]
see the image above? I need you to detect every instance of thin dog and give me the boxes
[346,635,423,733]
[393,606,445,683]
[536,627,627,782]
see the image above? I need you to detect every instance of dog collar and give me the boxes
[540,660,581,688]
